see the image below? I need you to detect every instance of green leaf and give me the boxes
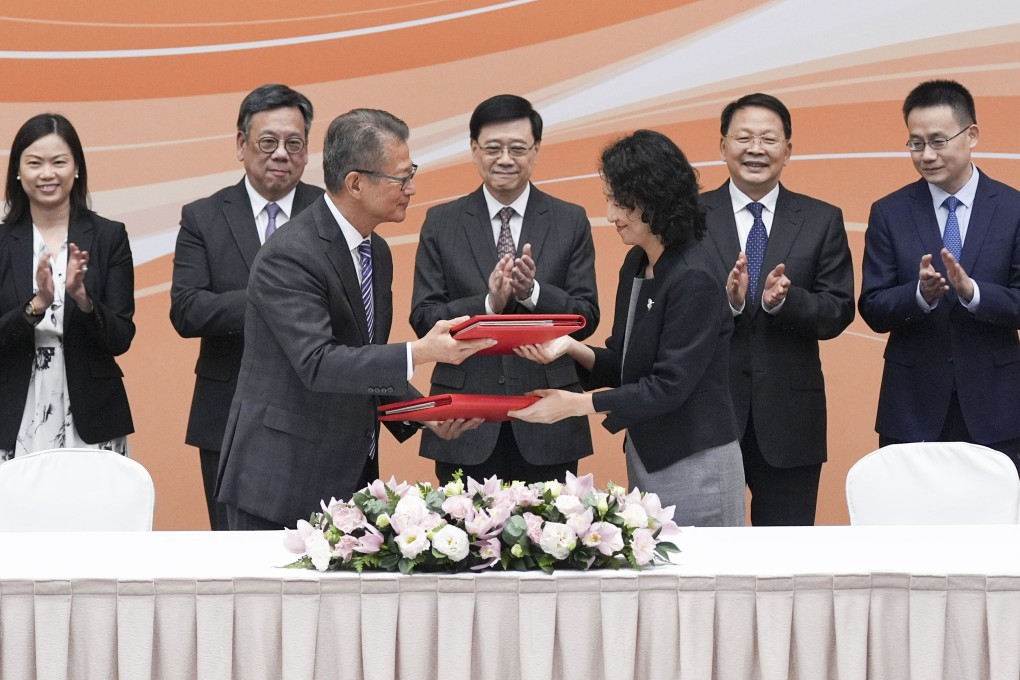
[425,489,446,512]
[502,515,528,543]
[398,558,416,575]
[284,557,314,569]
[379,553,400,569]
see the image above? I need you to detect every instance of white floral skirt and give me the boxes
[1,342,128,462]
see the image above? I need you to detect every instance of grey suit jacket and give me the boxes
[170,179,323,451]
[700,181,854,468]
[216,196,415,527]
[410,185,599,466]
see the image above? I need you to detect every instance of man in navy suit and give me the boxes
[410,95,599,485]
[170,84,323,530]
[859,80,1020,471]
[700,93,855,526]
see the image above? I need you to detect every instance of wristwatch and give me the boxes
[25,300,44,318]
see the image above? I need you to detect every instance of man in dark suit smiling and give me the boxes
[170,84,322,530]
[700,93,855,526]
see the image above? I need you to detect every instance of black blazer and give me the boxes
[588,244,738,473]
[170,179,323,451]
[0,212,135,448]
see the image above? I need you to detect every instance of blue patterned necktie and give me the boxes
[264,202,282,239]
[496,206,516,260]
[745,202,768,304]
[943,195,962,261]
[357,239,376,459]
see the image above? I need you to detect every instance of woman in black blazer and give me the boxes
[0,114,135,461]
[511,130,745,526]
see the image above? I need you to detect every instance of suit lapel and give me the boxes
[463,187,499,280]
[66,214,96,331]
[703,183,741,274]
[370,232,392,343]
[909,179,945,264]
[7,220,34,306]
[519,184,550,261]
[318,202,372,344]
[960,172,997,274]
[224,180,261,270]
[763,185,805,280]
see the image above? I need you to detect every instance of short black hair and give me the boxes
[4,113,90,225]
[599,129,705,250]
[322,109,410,193]
[469,94,543,142]
[902,79,976,127]
[237,84,314,137]
[720,93,792,139]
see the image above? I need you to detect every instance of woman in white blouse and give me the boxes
[0,114,135,461]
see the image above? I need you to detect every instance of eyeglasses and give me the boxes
[725,134,786,149]
[906,125,973,152]
[353,164,418,192]
[254,136,306,154]
[478,143,536,158]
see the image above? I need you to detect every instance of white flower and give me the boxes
[539,522,577,560]
[330,504,366,533]
[544,480,563,498]
[391,494,429,533]
[441,494,473,520]
[631,528,656,565]
[305,532,334,572]
[554,494,584,516]
[397,526,430,559]
[375,512,391,529]
[566,507,593,537]
[443,479,465,496]
[432,525,471,562]
[595,492,610,515]
[620,502,649,529]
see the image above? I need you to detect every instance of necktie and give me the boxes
[357,239,376,459]
[745,202,768,304]
[496,206,516,260]
[943,195,962,261]
[264,202,282,240]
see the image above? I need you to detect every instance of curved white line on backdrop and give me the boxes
[0,0,455,28]
[0,0,536,59]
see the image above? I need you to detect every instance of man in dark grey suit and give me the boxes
[410,95,599,484]
[216,109,492,530]
[171,84,323,530]
[700,93,855,526]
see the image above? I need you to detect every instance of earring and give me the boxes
[16,175,19,180]
[75,174,79,179]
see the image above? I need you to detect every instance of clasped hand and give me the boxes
[488,243,536,312]
[919,249,974,304]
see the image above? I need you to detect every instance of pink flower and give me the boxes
[487,504,511,532]
[511,485,541,507]
[441,494,474,520]
[464,508,495,538]
[563,471,594,500]
[631,528,656,565]
[282,519,318,554]
[523,512,544,543]
[354,526,384,554]
[419,512,444,532]
[471,537,502,570]
[566,507,593,537]
[583,522,623,556]
[467,475,500,499]
[391,495,429,533]
[335,534,359,561]
[331,504,367,534]
[639,493,679,533]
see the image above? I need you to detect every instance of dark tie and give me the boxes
[264,202,282,239]
[745,202,768,304]
[496,206,516,260]
[357,239,376,459]
[943,195,962,261]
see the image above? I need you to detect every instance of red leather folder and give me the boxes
[450,314,586,355]
[377,394,539,422]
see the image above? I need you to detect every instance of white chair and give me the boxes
[0,448,155,531]
[846,442,1020,525]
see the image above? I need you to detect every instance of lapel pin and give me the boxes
[647,299,654,310]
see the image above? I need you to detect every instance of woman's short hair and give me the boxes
[599,129,705,249]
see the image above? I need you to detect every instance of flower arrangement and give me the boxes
[283,471,679,574]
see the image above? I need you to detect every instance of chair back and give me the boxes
[846,442,1020,525]
[0,448,155,531]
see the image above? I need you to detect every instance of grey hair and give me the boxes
[322,109,409,193]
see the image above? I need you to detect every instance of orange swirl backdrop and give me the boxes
[3,0,1019,528]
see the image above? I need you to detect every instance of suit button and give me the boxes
[947,357,953,363]
[387,386,393,393]
[498,376,506,385]
[365,430,373,439]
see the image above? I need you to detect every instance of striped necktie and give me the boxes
[357,239,376,459]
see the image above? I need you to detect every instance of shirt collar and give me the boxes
[322,194,370,252]
[728,181,780,216]
[243,175,297,219]
[928,163,979,209]
[482,183,531,219]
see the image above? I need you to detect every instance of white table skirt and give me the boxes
[2,526,1019,680]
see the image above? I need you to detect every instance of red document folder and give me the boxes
[377,394,539,422]
[450,314,586,355]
